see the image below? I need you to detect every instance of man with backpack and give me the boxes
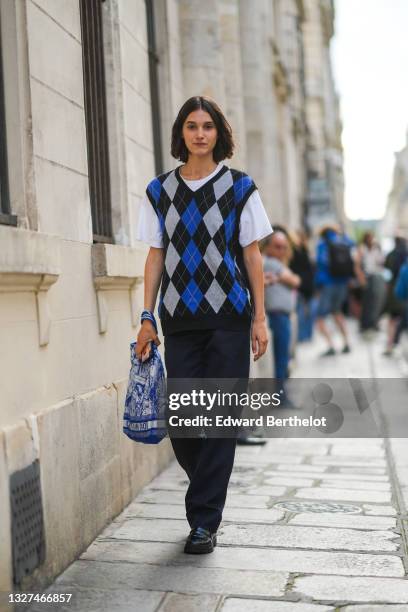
[383,236,408,355]
[395,256,408,341]
[315,225,355,356]
[395,256,408,301]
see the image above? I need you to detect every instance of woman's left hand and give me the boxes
[251,318,268,361]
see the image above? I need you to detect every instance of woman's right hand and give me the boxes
[135,320,161,361]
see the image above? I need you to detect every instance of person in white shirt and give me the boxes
[354,231,386,332]
[135,95,272,554]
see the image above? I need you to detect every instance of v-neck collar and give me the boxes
[174,162,228,194]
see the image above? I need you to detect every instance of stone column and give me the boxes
[238,0,280,221]
[278,0,307,229]
[218,0,247,168]
[178,0,226,108]
[154,0,184,171]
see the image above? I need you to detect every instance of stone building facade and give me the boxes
[0,0,343,590]
[382,130,408,240]
[302,0,345,230]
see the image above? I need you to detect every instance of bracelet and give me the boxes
[141,309,158,333]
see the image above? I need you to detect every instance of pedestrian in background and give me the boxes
[354,232,386,333]
[395,260,408,335]
[290,229,316,342]
[314,225,354,356]
[135,96,271,554]
[263,232,301,397]
[383,235,408,355]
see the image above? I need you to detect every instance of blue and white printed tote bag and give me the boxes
[123,341,167,444]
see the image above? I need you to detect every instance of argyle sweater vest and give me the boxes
[146,164,257,335]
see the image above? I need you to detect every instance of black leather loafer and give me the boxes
[236,437,267,445]
[184,527,217,554]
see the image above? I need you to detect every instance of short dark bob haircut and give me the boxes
[171,96,234,163]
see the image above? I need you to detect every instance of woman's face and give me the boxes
[182,109,218,159]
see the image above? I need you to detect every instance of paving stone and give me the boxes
[264,443,330,455]
[275,464,328,473]
[218,523,398,552]
[136,489,185,505]
[389,439,408,465]
[321,480,391,491]
[245,485,287,496]
[221,598,334,611]
[80,539,404,577]
[235,445,264,455]
[328,446,385,457]
[55,560,289,597]
[122,503,187,520]
[292,575,408,604]
[224,492,272,508]
[223,506,285,523]
[136,489,271,508]
[159,592,220,612]
[270,472,389,483]
[144,481,189,492]
[98,518,190,542]
[234,454,305,465]
[121,503,285,524]
[26,585,165,612]
[311,457,387,467]
[340,606,408,611]
[400,485,408,510]
[229,474,263,485]
[338,467,387,475]
[289,512,396,531]
[393,467,408,486]
[266,470,329,480]
[294,488,391,504]
[275,472,389,482]
[264,477,316,487]
[273,500,364,515]
[363,505,397,516]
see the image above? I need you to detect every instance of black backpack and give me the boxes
[327,240,354,278]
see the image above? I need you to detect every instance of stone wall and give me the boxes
[0,0,174,593]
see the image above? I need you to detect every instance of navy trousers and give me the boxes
[164,328,250,532]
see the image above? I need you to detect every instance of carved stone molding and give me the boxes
[271,41,290,103]
[0,227,61,346]
[91,243,146,333]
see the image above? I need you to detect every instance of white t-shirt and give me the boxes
[136,162,273,248]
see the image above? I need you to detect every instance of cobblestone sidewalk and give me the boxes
[27,325,408,611]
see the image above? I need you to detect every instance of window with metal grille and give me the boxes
[0,16,17,226]
[79,0,113,243]
[145,0,163,176]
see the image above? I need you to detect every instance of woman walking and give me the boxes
[135,96,272,554]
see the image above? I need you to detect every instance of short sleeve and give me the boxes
[271,259,285,275]
[239,190,273,247]
[136,192,164,248]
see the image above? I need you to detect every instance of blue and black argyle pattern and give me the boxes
[146,165,257,334]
